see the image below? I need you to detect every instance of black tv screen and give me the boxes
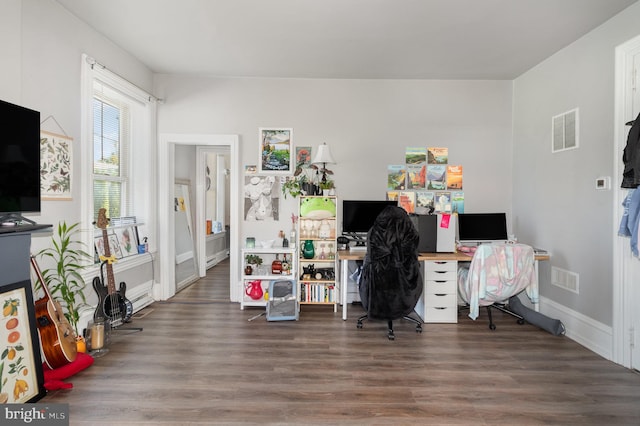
[457,213,508,243]
[0,99,41,218]
[342,200,397,234]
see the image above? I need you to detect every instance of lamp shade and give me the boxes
[312,143,335,165]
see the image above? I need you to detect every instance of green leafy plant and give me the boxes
[320,179,335,190]
[245,254,263,266]
[282,173,307,199]
[36,222,92,335]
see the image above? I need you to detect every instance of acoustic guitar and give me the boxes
[30,255,78,369]
[93,208,133,328]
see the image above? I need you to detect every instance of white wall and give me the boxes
[154,76,514,245]
[2,0,154,245]
[0,0,22,103]
[513,2,640,326]
[0,0,157,330]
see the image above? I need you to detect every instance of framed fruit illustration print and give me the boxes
[0,280,46,403]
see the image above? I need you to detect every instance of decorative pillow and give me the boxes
[42,352,94,390]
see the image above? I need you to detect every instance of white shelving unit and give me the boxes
[297,195,338,311]
[240,247,297,310]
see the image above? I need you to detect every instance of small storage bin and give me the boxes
[266,279,299,321]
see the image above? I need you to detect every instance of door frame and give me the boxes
[613,34,640,368]
[158,134,240,302]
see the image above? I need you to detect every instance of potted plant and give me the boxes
[320,179,335,195]
[36,222,92,343]
[244,254,263,275]
[282,174,306,199]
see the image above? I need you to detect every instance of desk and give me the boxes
[338,250,549,321]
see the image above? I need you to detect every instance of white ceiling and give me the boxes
[55,0,638,80]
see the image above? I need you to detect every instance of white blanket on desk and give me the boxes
[458,243,538,320]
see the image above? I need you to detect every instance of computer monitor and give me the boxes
[342,200,397,238]
[457,213,508,244]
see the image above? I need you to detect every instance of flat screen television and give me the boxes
[0,99,41,222]
[457,212,508,244]
[342,200,397,237]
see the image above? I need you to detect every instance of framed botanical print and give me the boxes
[113,226,139,258]
[40,130,72,200]
[258,128,293,174]
[0,280,46,403]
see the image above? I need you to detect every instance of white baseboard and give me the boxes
[206,250,229,269]
[539,296,612,361]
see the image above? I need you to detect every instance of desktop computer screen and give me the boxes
[457,212,508,243]
[342,200,396,237]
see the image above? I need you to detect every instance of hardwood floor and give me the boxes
[43,258,640,425]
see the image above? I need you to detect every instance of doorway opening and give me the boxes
[158,134,240,303]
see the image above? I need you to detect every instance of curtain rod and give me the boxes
[85,56,162,103]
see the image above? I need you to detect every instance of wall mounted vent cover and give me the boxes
[551,266,579,294]
[552,108,579,153]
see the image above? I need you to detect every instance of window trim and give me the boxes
[80,54,157,262]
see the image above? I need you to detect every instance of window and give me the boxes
[81,54,156,256]
[93,92,128,220]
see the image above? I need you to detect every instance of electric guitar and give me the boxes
[30,255,78,369]
[93,208,133,328]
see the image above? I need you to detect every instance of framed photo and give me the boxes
[258,128,293,174]
[40,130,72,200]
[113,226,139,258]
[95,231,124,260]
[295,146,312,168]
[0,280,46,403]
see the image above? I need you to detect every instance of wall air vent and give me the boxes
[552,108,579,153]
[551,266,579,294]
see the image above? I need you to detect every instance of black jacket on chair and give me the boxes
[359,206,423,320]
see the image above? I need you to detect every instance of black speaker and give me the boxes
[411,214,437,253]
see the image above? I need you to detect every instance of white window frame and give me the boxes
[80,54,157,261]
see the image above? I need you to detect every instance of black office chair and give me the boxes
[357,206,423,340]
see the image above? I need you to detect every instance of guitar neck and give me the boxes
[102,229,118,295]
[30,255,53,302]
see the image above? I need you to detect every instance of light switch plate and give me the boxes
[595,176,611,190]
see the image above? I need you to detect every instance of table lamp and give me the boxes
[312,142,336,183]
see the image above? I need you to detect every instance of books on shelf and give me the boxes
[300,282,336,303]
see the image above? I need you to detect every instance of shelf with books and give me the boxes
[297,195,338,311]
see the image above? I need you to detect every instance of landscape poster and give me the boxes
[387,165,406,190]
[407,164,426,189]
[427,147,448,164]
[405,147,427,165]
[427,164,446,190]
[446,165,463,190]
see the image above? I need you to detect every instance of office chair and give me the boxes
[357,206,423,340]
[458,242,537,330]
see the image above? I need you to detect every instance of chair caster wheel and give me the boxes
[356,321,363,329]
[517,319,525,325]
[388,333,395,340]
[489,324,497,330]
[416,325,423,333]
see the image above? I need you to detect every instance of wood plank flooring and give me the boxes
[43,258,640,425]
